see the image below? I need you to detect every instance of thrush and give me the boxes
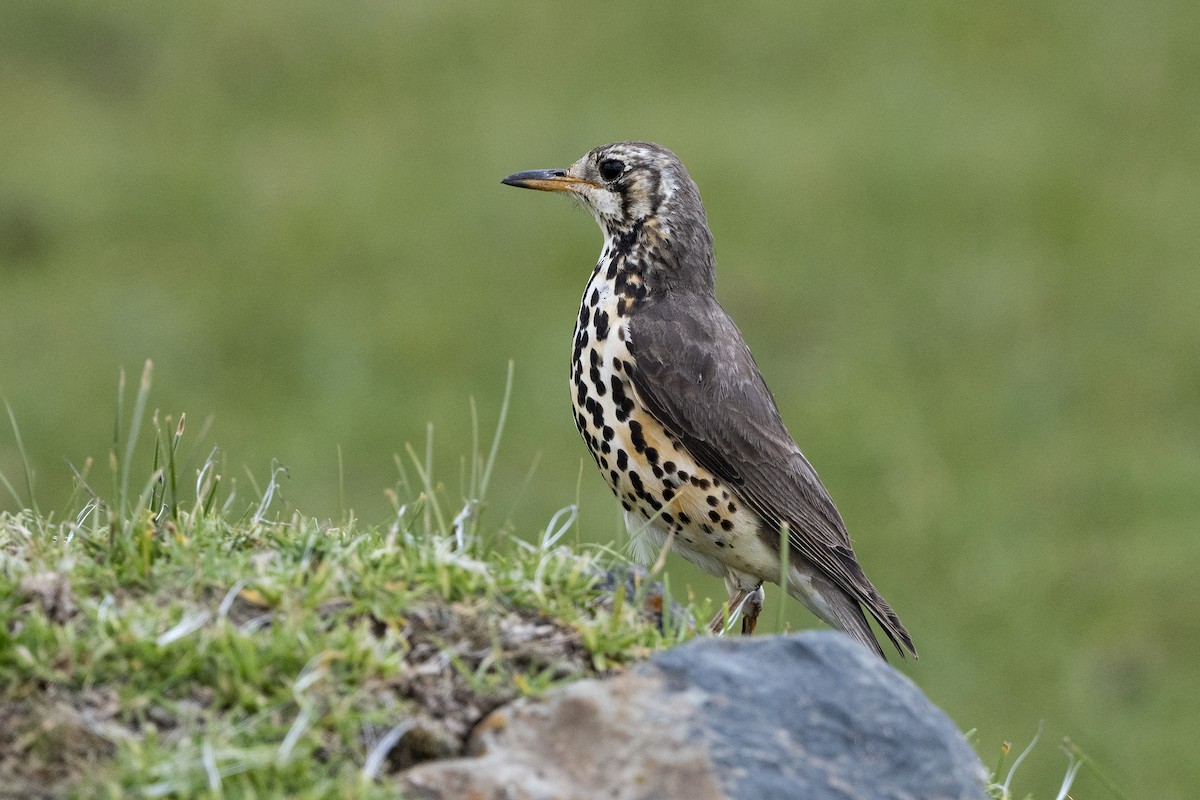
[502,142,916,660]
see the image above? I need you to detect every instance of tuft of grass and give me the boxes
[1,370,1117,799]
[0,371,695,799]
[980,724,1126,800]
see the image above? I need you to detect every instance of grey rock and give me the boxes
[400,631,986,800]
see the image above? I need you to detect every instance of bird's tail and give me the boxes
[786,565,917,661]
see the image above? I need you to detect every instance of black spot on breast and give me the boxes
[616,298,628,316]
[593,308,610,341]
[720,519,734,532]
[678,512,691,525]
[662,512,674,525]
[706,495,719,507]
[644,447,659,465]
[715,540,727,548]
[621,500,631,511]
[727,502,737,513]
[662,488,675,502]
[708,510,721,523]
[590,288,600,306]
[585,396,604,429]
[663,461,676,474]
[602,425,614,442]
[677,470,689,482]
[611,377,633,421]
[629,420,647,453]
[616,449,628,471]
[612,357,624,372]
[691,477,710,489]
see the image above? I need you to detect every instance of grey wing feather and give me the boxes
[626,293,916,658]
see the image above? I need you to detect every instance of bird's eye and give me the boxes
[598,159,625,182]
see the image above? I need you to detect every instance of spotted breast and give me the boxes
[569,248,779,588]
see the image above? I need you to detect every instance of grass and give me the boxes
[0,370,1121,798]
[982,725,1126,800]
[0,370,695,798]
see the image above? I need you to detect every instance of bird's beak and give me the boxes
[501,169,595,193]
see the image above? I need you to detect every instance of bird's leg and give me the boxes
[740,584,765,636]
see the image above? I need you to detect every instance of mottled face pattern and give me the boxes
[500,141,716,291]
[561,142,686,235]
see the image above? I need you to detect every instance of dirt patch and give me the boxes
[384,600,595,770]
[0,687,121,799]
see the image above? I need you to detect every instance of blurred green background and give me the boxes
[2,0,1197,795]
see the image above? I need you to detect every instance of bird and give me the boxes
[501,142,916,660]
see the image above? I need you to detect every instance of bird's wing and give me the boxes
[626,293,915,656]
[626,293,851,552]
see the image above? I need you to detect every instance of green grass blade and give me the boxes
[1063,737,1127,799]
[120,360,154,515]
[3,400,39,515]
[477,360,514,504]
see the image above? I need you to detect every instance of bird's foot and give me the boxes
[707,585,765,636]
[739,585,765,636]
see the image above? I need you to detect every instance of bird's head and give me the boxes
[503,142,715,288]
